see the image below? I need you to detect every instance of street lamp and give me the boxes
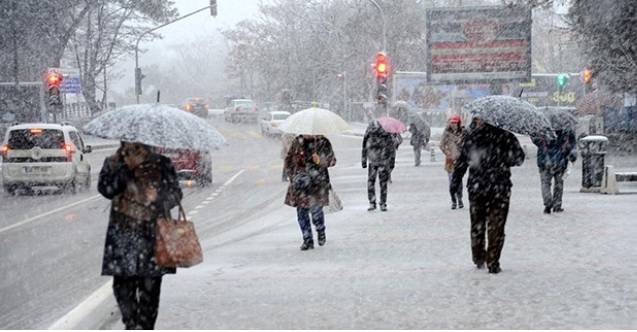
[135,1,217,104]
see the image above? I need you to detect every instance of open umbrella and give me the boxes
[279,107,350,135]
[83,103,226,151]
[541,107,577,133]
[464,95,554,138]
[376,116,406,133]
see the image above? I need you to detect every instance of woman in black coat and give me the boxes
[98,142,182,330]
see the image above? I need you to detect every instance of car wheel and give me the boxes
[3,184,16,196]
[64,180,77,194]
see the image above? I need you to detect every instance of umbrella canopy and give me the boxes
[376,116,406,133]
[83,103,226,151]
[279,107,350,135]
[464,95,555,138]
[541,108,577,133]
[391,103,430,132]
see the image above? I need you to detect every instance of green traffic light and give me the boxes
[556,73,569,87]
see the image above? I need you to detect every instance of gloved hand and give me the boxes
[362,161,367,169]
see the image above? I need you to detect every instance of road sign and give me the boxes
[47,68,81,94]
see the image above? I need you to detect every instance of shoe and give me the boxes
[368,203,377,211]
[380,203,387,212]
[317,232,326,246]
[543,206,552,214]
[300,240,314,251]
[458,201,464,209]
[553,206,564,213]
[488,264,502,274]
[475,262,485,269]
[451,202,457,210]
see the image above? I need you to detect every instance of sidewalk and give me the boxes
[112,146,637,329]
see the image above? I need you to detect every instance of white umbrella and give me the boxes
[83,103,226,151]
[279,107,350,135]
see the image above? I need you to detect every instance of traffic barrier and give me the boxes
[601,165,637,194]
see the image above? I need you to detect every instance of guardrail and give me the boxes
[601,165,637,194]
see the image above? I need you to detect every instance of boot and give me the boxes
[458,200,464,209]
[488,264,502,274]
[553,206,564,213]
[317,231,326,246]
[543,206,552,214]
[368,202,377,211]
[300,240,314,251]
[451,202,457,210]
[380,203,387,212]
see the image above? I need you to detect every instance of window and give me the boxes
[7,129,65,150]
[68,131,83,150]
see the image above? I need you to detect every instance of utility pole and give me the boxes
[135,1,218,103]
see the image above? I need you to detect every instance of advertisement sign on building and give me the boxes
[47,68,82,94]
[426,5,532,83]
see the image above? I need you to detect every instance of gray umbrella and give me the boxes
[391,102,430,133]
[464,95,555,138]
[541,107,577,133]
[83,103,226,151]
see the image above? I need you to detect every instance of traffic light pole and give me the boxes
[367,0,387,52]
[134,5,215,104]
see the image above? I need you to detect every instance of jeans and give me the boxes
[296,206,325,242]
[113,276,163,330]
[368,164,390,205]
[469,191,511,269]
[448,172,463,204]
[540,169,565,208]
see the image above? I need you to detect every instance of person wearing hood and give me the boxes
[98,142,183,329]
[362,121,396,211]
[440,114,466,209]
[408,122,429,166]
[531,130,577,214]
[284,135,336,250]
[451,117,525,274]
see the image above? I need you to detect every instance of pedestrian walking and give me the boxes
[451,118,525,274]
[440,114,466,209]
[531,129,577,214]
[97,142,183,330]
[362,121,396,212]
[409,122,430,166]
[280,133,296,182]
[284,135,336,250]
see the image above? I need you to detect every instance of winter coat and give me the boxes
[409,123,430,147]
[280,133,296,160]
[284,136,336,208]
[451,123,525,196]
[440,126,466,172]
[532,130,577,173]
[362,121,397,169]
[98,151,183,277]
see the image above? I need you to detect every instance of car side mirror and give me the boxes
[83,145,92,154]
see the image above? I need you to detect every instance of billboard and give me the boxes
[502,74,586,108]
[426,6,532,83]
[47,68,82,94]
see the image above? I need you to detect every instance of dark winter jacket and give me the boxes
[451,123,525,196]
[98,151,183,277]
[409,123,430,147]
[362,121,397,168]
[284,136,336,208]
[532,130,577,172]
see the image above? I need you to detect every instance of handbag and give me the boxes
[155,203,203,268]
[325,188,343,214]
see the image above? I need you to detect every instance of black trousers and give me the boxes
[469,191,511,269]
[368,164,390,205]
[113,276,163,330]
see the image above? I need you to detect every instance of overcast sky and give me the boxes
[110,0,263,94]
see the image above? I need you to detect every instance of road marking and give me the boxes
[195,205,204,210]
[0,195,101,235]
[48,279,113,330]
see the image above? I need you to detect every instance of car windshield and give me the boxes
[7,129,65,150]
[234,100,253,106]
[272,114,288,120]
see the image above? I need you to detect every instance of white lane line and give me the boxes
[48,279,113,330]
[195,205,204,210]
[222,169,245,187]
[0,195,101,235]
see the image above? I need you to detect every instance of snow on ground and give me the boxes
[137,142,637,329]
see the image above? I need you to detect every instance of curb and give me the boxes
[48,280,119,330]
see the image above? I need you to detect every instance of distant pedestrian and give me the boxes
[362,121,396,211]
[409,122,430,166]
[451,118,525,274]
[440,114,466,209]
[98,142,183,329]
[531,129,577,214]
[280,133,296,182]
[285,135,336,250]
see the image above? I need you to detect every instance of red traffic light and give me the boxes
[373,52,389,78]
[582,68,593,84]
[46,72,64,88]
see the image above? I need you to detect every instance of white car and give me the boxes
[259,111,290,136]
[224,99,259,123]
[1,123,92,194]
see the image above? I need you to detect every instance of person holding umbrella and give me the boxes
[440,114,466,209]
[362,119,400,211]
[532,110,578,214]
[98,142,183,329]
[451,117,525,274]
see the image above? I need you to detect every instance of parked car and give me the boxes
[224,99,258,123]
[1,123,92,194]
[155,147,212,186]
[182,97,209,118]
[259,111,290,136]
